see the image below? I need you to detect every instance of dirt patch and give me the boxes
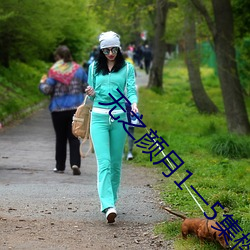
[0,216,174,250]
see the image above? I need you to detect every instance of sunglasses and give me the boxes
[102,47,119,55]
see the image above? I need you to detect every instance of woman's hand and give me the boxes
[85,86,95,97]
[40,74,47,83]
[131,103,138,114]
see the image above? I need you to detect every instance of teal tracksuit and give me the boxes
[88,62,137,212]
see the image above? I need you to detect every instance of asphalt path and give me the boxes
[0,69,173,249]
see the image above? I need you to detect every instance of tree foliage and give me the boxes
[164,2,184,44]
[232,0,250,39]
[232,0,250,95]
[91,0,155,46]
[0,0,99,67]
[0,0,249,134]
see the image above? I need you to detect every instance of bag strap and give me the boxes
[79,96,93,158]
[79,109,93,158]
[83,94,88,105]
[79,137,93,158]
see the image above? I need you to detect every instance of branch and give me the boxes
[157,0,177,23]
[190,0,216,37]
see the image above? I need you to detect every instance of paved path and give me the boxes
[0,71,174,249]
[135,68,149,88]
[0,107,165,224]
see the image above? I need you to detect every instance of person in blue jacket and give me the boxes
[85,31,138,223]
[39,45,88,176]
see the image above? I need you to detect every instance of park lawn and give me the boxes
[131,58,250,250]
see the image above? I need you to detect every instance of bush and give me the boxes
[210,134,250,159]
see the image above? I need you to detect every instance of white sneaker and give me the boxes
[53,168,64,173]
[127,152,133,160]
[105,207,117,223]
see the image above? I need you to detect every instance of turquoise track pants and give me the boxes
[90,112,127,212]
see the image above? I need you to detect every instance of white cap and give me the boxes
[99,31,121,49]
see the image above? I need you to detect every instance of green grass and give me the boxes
[130,58,250,250]
[0,60,50,123]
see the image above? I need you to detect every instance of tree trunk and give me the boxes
[212,0,250,134]
[184,4,218,114]
[147,0,168,89]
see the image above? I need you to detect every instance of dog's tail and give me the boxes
[161,206,187,220]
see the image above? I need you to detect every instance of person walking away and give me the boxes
[143,44,152,74]
[125,95,138,160]
[39,45,88,175]
[85,31,138,223]
[86,46,99,71]
[135,44,144,69]
[123,52,138,160]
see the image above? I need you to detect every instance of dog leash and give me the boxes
[144,127,234,249]
[144,127,205,214]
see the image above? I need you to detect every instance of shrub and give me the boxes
[210,134,250,159]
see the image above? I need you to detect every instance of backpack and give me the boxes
[72,95,93,158]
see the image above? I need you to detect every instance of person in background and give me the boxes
[39,45,88,175]
[85,31,138,223]
[143,44,153,74]
[86,46,99,72]
[124,95,138,160]
[88,46,99,63]
[134,44,144,69]
[123,52,137,160]
[123,51,134,66]
[126,44,134,61]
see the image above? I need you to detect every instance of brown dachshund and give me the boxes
[162,206,230,249]
[198,219,230,249]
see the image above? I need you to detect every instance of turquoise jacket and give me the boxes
[87,62,138,110]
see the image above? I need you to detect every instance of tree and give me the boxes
[148,0,177,89]
[0,0,98,66]
[191,0,250,134]
[184,1,218,114]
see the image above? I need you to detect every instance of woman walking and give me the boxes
[39,45,88,175]
[85,31,138,223]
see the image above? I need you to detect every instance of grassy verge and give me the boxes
[0,60,50,125]
[130,58,250,249]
